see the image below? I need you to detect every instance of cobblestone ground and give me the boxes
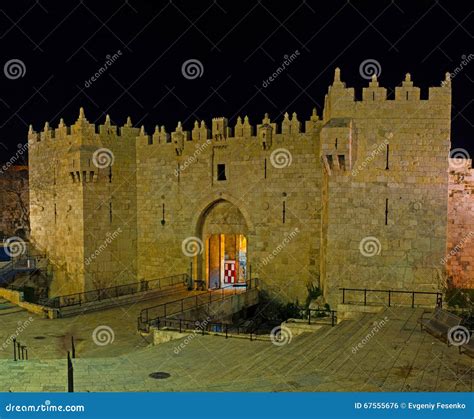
[0,306,472,392]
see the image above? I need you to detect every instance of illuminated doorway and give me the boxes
[206,234,247,289]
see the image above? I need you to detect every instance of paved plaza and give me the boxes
[0,305,471,392]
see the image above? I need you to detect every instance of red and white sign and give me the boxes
[224,260,236,284]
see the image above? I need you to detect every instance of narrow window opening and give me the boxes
[54,203,57,224]
[326,155,334,170]
[161,203,166,226]
[109,202,113,223]
[148,136,153,145]
[385,144,390,170]
[282,201,286,224]
[335,138,338,149]
[372,91,375,101]
[406,91,409,100]
[385,199,389,225]
[108,167,113,183]
[338,155,345,170]
[264,158,267,179]
[217,164,226,181]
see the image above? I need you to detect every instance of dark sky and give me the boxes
[0,0,472,163]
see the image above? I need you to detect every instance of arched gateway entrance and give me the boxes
[196,200,249,289]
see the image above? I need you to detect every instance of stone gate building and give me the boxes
[27,69,472,307]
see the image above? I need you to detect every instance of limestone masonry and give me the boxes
[26,69,473,307]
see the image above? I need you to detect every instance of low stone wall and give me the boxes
[0,287,53,318]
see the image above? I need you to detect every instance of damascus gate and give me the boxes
[25,69,473,308]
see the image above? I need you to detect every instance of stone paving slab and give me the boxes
[0,307,471,392]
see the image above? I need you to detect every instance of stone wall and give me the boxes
[320,71,452,307]
[447,159,474,288]
[0,166,29,240]
[27,69,471,305]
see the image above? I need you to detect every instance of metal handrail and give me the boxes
[154,315,277,341]
[340,287,443,308]
[138,278,258,332]
[296,306,337,327]
[43,273,189,308]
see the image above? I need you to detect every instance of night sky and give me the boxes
[0,0,472,163]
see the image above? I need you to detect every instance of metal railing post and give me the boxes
[67,351,74,393]
[71,336,76,359]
